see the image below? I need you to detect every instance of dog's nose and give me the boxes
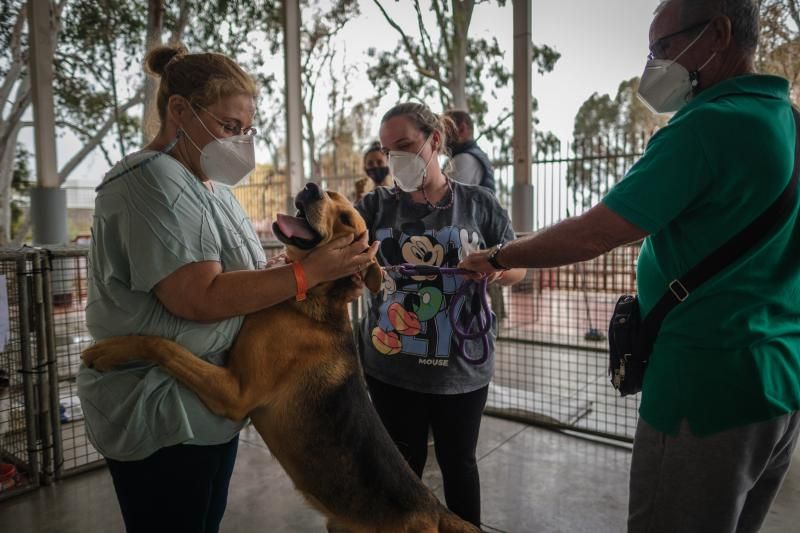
[304,182,322,200]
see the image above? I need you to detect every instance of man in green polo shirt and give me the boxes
[461,0,800,531]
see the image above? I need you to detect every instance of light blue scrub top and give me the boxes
[77,149,266,461]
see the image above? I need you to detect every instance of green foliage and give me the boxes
[181,0,284,88]
[756,0,800,105]
[0,1,23,78]
[567,77,667,208]
[564,0,800,209]
[56,1,147,152]
[11,142,31,235]
[367,0,560,159]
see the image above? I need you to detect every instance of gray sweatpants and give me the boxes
[628,412,800,533]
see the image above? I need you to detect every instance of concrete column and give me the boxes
[512,0,534,233]
[283,0,304,214]
[28,0,66,245]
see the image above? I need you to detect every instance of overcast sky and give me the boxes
[40,0,662,187]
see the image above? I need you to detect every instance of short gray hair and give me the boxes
[681,0,760,52]
[654,1,674,16]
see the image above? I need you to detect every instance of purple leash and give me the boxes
[383,263,492,365]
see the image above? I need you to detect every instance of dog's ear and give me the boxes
[364,261,383,294]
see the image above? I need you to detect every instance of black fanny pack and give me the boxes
[609,108,800,397]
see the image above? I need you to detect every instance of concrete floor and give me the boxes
[0,416,797,533]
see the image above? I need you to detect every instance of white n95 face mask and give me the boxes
[637,23,716,115]
[388,136,434,192]
[183,108,256,187]
[199,135,256,187]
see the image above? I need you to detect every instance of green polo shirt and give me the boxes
[603,75,800,436]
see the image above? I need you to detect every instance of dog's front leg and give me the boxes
[82,336,158,371]
[84,336,254,421]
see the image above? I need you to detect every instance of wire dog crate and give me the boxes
[0,248,48,501]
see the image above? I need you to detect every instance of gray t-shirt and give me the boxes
[355,181,514,394]
[450,153,483,186]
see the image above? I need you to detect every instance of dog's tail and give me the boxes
[437,509,482,533]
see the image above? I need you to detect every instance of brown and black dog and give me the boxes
[82,183,480,533]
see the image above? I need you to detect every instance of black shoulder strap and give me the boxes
[642,107,800,342]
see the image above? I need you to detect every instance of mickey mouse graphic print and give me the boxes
[355,181,515,395]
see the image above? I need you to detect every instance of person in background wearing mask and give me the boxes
[444,109,495,192]
[461,1,800,531]
[444,110,506,323]
[353,141,393,203]
[355,102,526,527]
[79,44,378,533]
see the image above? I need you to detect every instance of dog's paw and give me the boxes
[81,347,117,373]
[82,338,145,372]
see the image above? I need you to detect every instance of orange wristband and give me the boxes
[291,261,308,302]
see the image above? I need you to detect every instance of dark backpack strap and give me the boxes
[641,107,800,343]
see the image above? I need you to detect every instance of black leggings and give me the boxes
[365,375,488,527]
[105,436,239,533]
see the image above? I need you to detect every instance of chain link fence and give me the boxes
[485,137,647,442]
[44,248,102,478]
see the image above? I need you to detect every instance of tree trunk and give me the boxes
[307,131,318,178]
[303,107,318,178]
[142,0,165,145]
[448,0,474,110]
[0,123,22,244]
[0,5,30,241]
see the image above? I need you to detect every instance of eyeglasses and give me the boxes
[197,105,258,137]
[648,19,711,60]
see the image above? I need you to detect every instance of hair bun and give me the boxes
[145,44,189,76]
[441,114,459,145]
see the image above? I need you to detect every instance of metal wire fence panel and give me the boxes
[0,249,43,500]
[43,247,103,478]
[487,136,648,442]
[233,177,289,241]
[233,173,362,241]
[488,249,641,442]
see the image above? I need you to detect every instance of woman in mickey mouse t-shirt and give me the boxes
[355,102,526,527]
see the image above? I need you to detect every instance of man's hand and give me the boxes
[458,249,499,280]
[485,271,504,284]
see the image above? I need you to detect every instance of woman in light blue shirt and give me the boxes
[79,44,378,533]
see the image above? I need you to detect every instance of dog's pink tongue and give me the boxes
[276,213,316,240]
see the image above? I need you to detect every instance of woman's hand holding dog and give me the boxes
[301,233,380,288]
